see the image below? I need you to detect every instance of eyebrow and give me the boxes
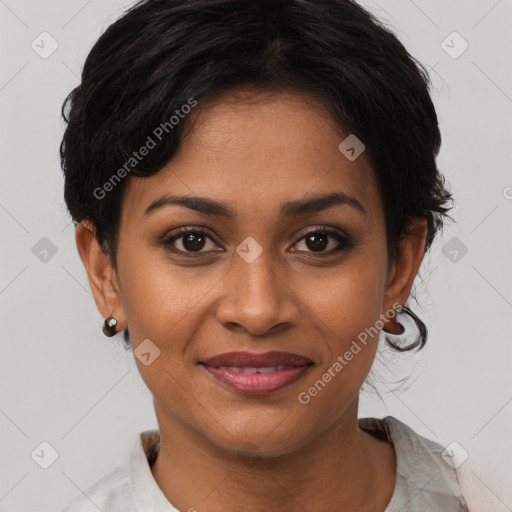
[143,192,366,218]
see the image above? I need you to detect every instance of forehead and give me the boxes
[120,87,381,225]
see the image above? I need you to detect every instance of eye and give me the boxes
[160,226,353,257]
[160,228,222,254]
[290,227,353,255]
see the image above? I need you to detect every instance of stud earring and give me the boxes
[102,316,118,337]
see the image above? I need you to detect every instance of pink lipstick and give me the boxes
[199,351,313,394]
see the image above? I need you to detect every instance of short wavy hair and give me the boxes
[60,0,453,352]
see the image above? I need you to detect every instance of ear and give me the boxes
[75,220,126,331]
[382,217,428,319]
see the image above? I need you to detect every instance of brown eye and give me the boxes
[305,233,329,252]
[291,228,353,255]
[161,228,222,254]
[180,232,207,252]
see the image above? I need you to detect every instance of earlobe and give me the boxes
[74,221,125,330]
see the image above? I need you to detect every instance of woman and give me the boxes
[59,0,470,510]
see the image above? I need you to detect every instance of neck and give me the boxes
[150,398,396,512]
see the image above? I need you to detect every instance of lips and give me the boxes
[199,351,313,394]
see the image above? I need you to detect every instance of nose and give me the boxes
[216,249,301,336]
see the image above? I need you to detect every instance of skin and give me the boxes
[76,86,427,512]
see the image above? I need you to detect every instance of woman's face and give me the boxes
[80,87,424,457]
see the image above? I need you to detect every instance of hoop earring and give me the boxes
[102,316,118,337]
[382,305,427,352]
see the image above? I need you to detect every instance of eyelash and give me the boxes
[160,226,353,257]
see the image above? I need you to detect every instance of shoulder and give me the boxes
[58,429,160,512]
[453,442,512,512]
[359,416,470,511]
[59,461,131,511]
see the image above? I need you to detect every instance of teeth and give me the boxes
[257,365,284,373]
[219,365,285,373]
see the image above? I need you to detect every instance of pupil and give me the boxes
[183,233,205,251]
[306,234,328,251]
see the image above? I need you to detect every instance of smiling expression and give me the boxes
[85,86,419,456]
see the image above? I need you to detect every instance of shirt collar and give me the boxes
[128,429,178,511]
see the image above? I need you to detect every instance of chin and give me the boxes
[208,418,311,459]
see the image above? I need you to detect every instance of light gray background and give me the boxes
[1,1,511,511]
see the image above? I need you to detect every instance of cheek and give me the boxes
[306,251,387,338]
[117,247,221,346]
[296,270,385,420]
[117,254,212,419]
[301,249,388,386]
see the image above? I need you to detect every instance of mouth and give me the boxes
[198,351,314,395]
